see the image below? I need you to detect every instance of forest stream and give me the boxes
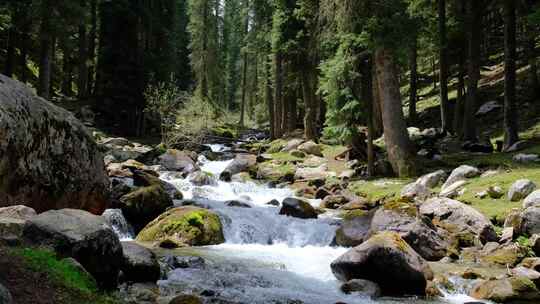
[106,144,487,304]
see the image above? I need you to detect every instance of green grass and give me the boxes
[265,151,303,162]
[348,178,412,202]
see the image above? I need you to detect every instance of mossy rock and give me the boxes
[119,184,173,232]
[211,125,237,138]
[136,207,224,247]
[471,277,540,302]
[481,244,529,267]
[266,139,287,153]
[383,199,417,217]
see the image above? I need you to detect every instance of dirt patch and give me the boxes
[0,246,56,304]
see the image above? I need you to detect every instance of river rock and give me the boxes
[0,205,37,220]
[508,179,537,202]
[518,206,540,236]
[479,243,528,267]
[121,242,160,283]
[523,190,540,209]
[119,282,159,304]
[0,283,12,304]
[219,154,257,181]
[420,198,498,244]
[487,186,504,199]
[368,203,448,261]
[513,153,539,163]
[439,180,467,198]
[335,210,375,247]
[0,74,109,214]
[441,165,479,191]
[189,171,217,186]
[298,141,323,157]
[331,231,433,296]
[23,209,123,289]
[321,195,349,209]
[470,277,540,302]
[158,149,199,175]
[340,279,381,298]
[417,170,447,189]
[282,139,304,152]
[294,164,332,180]
[512,266,540,282]
[169,294,203,304]
[279,198,318,219]
[136,206,224,247]
[400,182,431,201]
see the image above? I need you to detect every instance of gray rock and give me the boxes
[279,198,318,219]
[219,154,257,181]
[511,266,540,282]
[298,141,323,157]
[0,283,12,304]
[100,137,131,147]
[188,171,217,186]
[121,242,160,283]
[519,206,540,236]
[294,164,332,180]
[400,182,431,201]
[340,279,381,298]
[513,153,539,163]
[368,207,448,261]
[331,231,433,296]
[23,209,123,289]
[420,198,498,244]
[417,170,447,189]
[470,277,540,302]
[224,200,252,208]
[0,217,26,244]
[508,179,537,202]
[441,165,479,191]
[487,186,504,199]
[335,210,375,247]
[0,205,36,220]
[266,199,280,207]
[440,180,467,198]
[0,74,109,214]
[158,150,199,174]
[281,139,304,152]
[475,101,502,116]
[523,190,540,209]
[119,282,159,304]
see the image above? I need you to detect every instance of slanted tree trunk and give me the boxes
[462,0,482,142]
[38,0,52,99]
[409,38,418,125]
[503,0,519,150]
[274,51,284,138]
[375,47,416,177]
[439,0,451,133]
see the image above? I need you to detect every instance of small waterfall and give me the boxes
[102,209,135,241]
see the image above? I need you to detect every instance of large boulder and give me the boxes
[121,242,160,283]
[219,154,257,181]
[416,170,447,189]
[294,164,332,180]
[419,198,498,244]
[0,205,37,220]
[22,209,123,289]
[508,179,537,202]
[0,283,12,304]
[330,231,433,296]
[400,182,431,201]
[136,206,224,247]
[279,198,318,219]
[368,203,449,261]
[441,165,479,191]
[518,206,540,236]
[471,277,540,302]
[297,141,323,157]
[281,139,304,152]
[158,150,199,175]
[0,205,37,244]
[524,190,540,209]
[0,74,109,214]
[335,210,375,247]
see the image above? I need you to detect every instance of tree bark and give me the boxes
[266,55,275,139]
[503,0,519,150]
[239,51,248,127]
[462,0,482,142]
[4,27,15,77]
[78,0,89,99]
[375,47,416,177]
[362,59,375,177]
[302,68,318,141]
[439,0,451,133]
[87,0,97,96]
[38,0,52,99]
[409,38,418,125]
[274,51,284,138]
[372,71,384,138]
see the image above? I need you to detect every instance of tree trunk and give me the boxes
[454,46,467,137]
[78,0,89,99]
[362,59,375,177]
[87,0,97,96]
[439,0,451,133]
[503,0,519,150]
[409,38,418,125]
[38,0,52,99]
[302,68,318,141]
[372,71,384,138]
[462,0,482,142]
[274,51,284,138]
[266,55,275,139]
[287,88,297,133]
[61,47,73,96]
[239,51,248,127]
[375,47,416,177]
[4,27,16,77]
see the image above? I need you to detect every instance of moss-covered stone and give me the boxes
[471,277,540,302]
[136,207,224,247]
[119,184,173,232]
[383,199,417,217]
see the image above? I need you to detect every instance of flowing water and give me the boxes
[107,145,488,304]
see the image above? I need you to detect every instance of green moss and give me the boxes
[341,209,368,220]
[267,139,287,153]
[509,276,537,293]
[383,199,417,217]
[266,152,303,162]
[211,125,237,138]
[348,179,411,203]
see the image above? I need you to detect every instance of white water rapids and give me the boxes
[107,146,487,304]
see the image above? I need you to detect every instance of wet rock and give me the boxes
[158,149,199,175]
[400,182,431,201]
[100,137,132,147]
[441,165,479,191]
[335,210,375,247]
[513,153,539,163]
[160,255,205,271]
[475,101,502,116]
[189,171,217,186]
[518,206,540,236]
[279,198,318,219]
[520,258,540,271]
[487,186,504,199]
[532,234,540,256]
[420,198,498,244]
[290,150,306,158]
[0,283,12,304]
[480,243,528,267]
[508,179,536,202]
[368,203,448,261]
[511,267,540,283]
[136,207,224,247]
[320,195,349,209]
[220,154,257,181]
[119,282,159,304]
[470,277,540,302]
[298,141,323,157]
[523,190,540,209]
[0,74,109,214]
[340,279,381,298]
[224,200,251,208]
[121,242,160,283]
[315,188,332,200]
[417,170,447,189]
[266,199,280,207]
[331,231,433,296]
[23,209,123,289]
